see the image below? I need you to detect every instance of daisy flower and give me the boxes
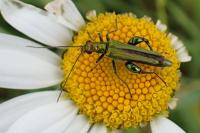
[0,0,191,133]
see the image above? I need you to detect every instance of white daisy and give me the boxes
[0,0,191,133]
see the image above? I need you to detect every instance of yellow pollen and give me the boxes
[62,13,180,129]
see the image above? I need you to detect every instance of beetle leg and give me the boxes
[96,41,109,63]
[89,53,105,72]
[140,70,167,86]
[125,62,167,85]
[61,49,67,59]
[106,18,118,41]
[90,42,109,72]
[128,36,153,51]
[57,84,69,102]
[106,34,110,41]
[88,53,105,73]
[87,31,95,41]
[125,61,141,73]
[58,51,83,102]
[112,60,132,95]
[96,53,105,63]
[98,33,103,42]
[63,51,83,86]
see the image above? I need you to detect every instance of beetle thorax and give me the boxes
[83,41,106,54]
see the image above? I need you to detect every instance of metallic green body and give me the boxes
[92,40,171,67]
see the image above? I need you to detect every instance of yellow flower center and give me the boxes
[62,13,180,129]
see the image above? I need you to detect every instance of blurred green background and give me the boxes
[0,0,200,133]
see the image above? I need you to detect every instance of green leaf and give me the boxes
[167,1,200,39]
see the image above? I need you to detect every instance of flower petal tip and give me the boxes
[151,117,186,133]
[168,33,192,62]
[168,98,178,110]
[143,15,152,22]
[156,20,167,32]
[0,0,73,47]
[45,0,85,31]
[86,10,96,20]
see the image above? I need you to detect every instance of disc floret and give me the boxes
[62,13,180,129]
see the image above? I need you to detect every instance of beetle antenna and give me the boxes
[140,70,167,86]
[153,72,167,86]
[27,45,83,49]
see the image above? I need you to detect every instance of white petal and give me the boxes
[45,0,85,31]
[128,12,137,18]
[150,117,185,133]
[89,124,107,133]
[0,33,63,89]
[143,15,152,22]
[64,115,90,133]
[41,109,77,133]
[168,33,192,62]
[6,101,77,133]
[156,20,167,32]
[0,91,61,133]
[0,0,73,46]
[86,10,96,20]
[178,55,192,62]
[168,98,178,110]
